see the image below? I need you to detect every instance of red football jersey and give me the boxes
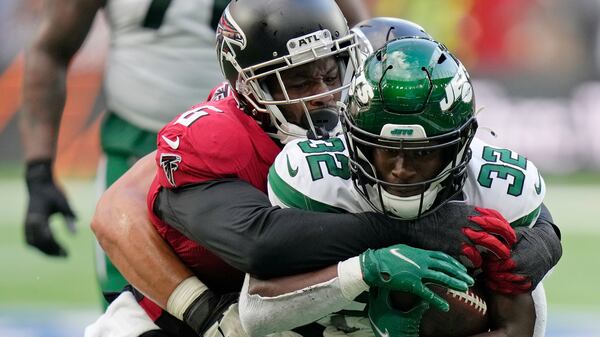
[147,85,280,293]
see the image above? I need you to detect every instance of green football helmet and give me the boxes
[343,37,477,219]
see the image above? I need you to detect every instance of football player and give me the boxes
[89,9,561,337]
[238,37,559,337]
[20,0,371,311]
[86,3,479,336]
[20,0,232,305]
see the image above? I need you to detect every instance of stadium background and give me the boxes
[0,0,599,335]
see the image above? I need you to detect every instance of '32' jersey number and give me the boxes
[297,138,350,181]
[477,146,528,197]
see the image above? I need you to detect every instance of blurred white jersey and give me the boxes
[104,0,225,131]
[269,136,545,227]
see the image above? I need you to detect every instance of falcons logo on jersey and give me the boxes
[160,153,182,187]
[210,83,233,102]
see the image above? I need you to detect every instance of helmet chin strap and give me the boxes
[379,184,442,219]
[272,105,342,144]
[275,121,344,144]
[275,123,309,144]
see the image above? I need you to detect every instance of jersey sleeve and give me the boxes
[268,137,360,213]
[464,138,546,228]
[155,103,254,188]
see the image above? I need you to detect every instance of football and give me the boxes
[389,284,489,337]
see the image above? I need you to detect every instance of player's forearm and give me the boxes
[20,46,68,161]
[240,264,364,336]
[155,179,407,278]
[248,265,338,297]
[91,155,193,307]
[20,0,100,161]
[517,203,562,287]
[469,292,535,337]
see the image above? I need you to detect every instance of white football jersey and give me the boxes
[269,136,545,227]
[268,135,548,336]
[104,0,225,131]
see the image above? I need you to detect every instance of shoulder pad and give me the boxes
[156,104,252,188]
[463,138,546,227]
[268,137,361,213]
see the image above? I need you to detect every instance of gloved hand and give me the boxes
[484,212,562,294]
[360,243,473,312]
[407,203,517,269]
[368,286,429,337]
[24,160,76,257]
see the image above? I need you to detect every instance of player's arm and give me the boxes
[92,153,236,335]
[468,292,536,337]
[334,0,370,26]
[471,143,562,294]
[155,179,390,277]
[239,244,474,336]
[156,182,515,278]
[19,0,103,256]
[91,153,193,308]
[485,205,562,295]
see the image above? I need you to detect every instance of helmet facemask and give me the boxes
[215,0,365,142]
[345,115,477,219]
[342,37,478,219]
[233,29,362,142]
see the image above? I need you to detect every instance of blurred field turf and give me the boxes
[0,170,598,314]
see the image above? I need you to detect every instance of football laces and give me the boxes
[446,288,487,315]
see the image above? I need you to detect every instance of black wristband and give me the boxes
[182,290,239,335]
[182,289,218,334]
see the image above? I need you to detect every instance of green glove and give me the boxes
[360,243,473,312]
[368,287,429,337]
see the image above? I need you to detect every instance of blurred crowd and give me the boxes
[1,0,600,173]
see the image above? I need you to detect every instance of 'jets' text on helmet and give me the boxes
[215,0,361,142]
[343,37,478,219]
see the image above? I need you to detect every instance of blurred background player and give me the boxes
[18,0,372,308]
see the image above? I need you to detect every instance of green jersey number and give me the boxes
[298,138,346,153]
[477,146,527,197]
[297,138,350,181]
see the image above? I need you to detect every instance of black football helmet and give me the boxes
[216,0,361,141]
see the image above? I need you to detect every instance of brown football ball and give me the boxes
[389,284,489,337]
